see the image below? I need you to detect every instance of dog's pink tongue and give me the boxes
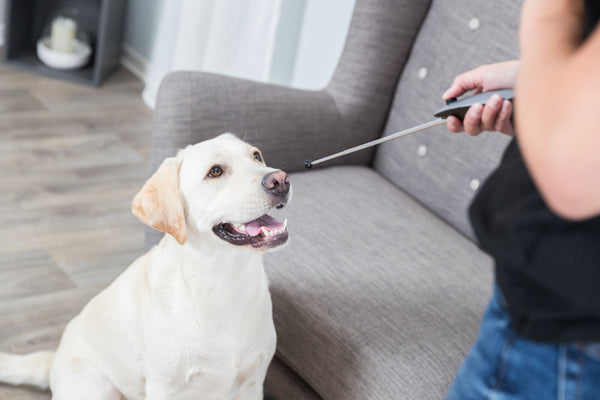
[246,215,282,236]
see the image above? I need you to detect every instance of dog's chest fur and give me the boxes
[140,238,277,399]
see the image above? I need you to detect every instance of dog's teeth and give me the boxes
[257,222,287,238]
[234,223,246,232]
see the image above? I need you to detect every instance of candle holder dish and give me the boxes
[37,37,92,70]
[36,9,93,70]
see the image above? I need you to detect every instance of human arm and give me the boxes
[442,61,519,136]
[516,0,600,220]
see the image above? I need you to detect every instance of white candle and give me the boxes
[50,16,77,53]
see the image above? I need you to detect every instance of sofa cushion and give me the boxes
[374,0,522,238]
[265,356,322,400]
[265,166,493,399]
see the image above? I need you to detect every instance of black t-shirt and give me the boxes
[469,1,600,343]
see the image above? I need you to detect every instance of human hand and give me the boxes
[442,61,519,136]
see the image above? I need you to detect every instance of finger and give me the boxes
[480,94,503,131]
[463,103,484,136]
[442,67,486,100]
[494,100,515,136]
[445,116,464,133]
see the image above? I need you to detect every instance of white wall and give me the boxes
[123,0,164,60]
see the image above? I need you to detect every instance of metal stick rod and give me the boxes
[307,119,445,168]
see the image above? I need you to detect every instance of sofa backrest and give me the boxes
[322,0,432,168]
[373,0,522,239]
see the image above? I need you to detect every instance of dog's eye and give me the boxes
[208,165,223,178]
[253,151,263,162]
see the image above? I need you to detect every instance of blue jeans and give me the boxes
[445,286,600,400]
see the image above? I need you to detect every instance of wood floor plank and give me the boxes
[0,211,143,255]
[0,133,144,175]
[0,286,101,353]
[74,161,151,183]
[0,104,152,134]
[13,178,141,212]
[48,228,145,287]
[0,250,75,301]
[0,89,46,114]
[0,386,51,400]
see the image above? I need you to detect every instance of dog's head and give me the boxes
[132,133,291,252]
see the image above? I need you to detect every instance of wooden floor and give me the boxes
[0,55,153,399]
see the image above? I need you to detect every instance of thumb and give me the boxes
[442,67,487,100]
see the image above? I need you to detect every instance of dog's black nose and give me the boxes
[262,171,290,197]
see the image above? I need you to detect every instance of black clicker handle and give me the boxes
[433,89,514,121]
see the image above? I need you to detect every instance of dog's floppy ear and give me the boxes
[132,157,187,245]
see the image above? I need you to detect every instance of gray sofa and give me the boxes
[148,0,522,398]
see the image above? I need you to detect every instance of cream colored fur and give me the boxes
[0,133,290,400]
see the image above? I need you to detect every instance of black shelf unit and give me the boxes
[3,0,126,86]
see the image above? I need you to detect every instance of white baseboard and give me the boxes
[120,43,158,109]
[120,43,149,83]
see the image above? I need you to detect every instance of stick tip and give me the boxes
[304,160,313,169]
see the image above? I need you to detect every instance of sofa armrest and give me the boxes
[151,71,375,175]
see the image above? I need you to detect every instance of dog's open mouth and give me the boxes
[212,214,288,249]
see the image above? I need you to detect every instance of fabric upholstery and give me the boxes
[374,0,522,238]
[264,167,494,399]
[265,357,322,400]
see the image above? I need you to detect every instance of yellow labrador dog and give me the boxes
[0,133,291,400]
